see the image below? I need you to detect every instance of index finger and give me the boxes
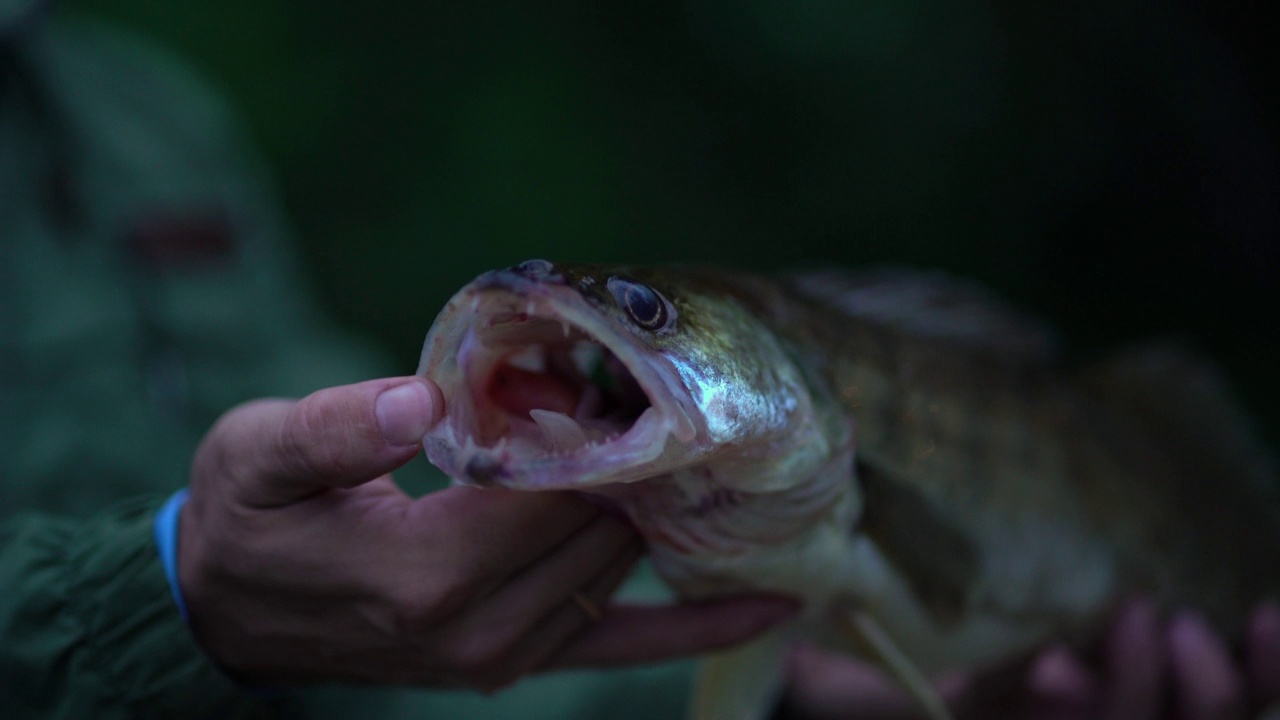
[407,485,608,582]
[549,597,799,668]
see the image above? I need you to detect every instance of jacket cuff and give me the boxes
[64,495,268,719]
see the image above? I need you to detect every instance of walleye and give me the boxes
[418,259,1280,719]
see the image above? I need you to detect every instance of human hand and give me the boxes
[781,599,1280,720]
[178,376,797,691]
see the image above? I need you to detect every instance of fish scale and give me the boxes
[419,260,1280,720]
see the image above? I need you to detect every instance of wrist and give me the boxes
[66,495,261,717]
[153,488,191,622]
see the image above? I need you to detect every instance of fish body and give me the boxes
[418,260,1280,716]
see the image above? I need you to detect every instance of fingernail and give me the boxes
[1170,610,1245,713]
[1169,610,1214,655]
[1029,645,1096,700]
[375,380,440,445]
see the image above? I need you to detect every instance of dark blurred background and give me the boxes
[68,0,1278,443]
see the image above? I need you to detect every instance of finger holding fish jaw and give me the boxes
[779,598,1280,720]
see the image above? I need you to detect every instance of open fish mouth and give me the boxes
[419,278,699,489]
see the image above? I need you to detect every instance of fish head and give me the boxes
[418,260,836,492]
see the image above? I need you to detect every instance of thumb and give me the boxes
[204,376,444,507]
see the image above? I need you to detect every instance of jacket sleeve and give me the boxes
[0,13,403,717]
[0,496,276,719]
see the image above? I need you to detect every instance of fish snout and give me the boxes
[511,258,558,279]
[508,259,566,283]
[470,260,570,295]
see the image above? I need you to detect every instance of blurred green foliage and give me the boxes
[65,0,1279,441]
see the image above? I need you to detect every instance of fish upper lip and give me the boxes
[420,280,701,488]
[469,266,568,294]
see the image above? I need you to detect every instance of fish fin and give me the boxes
[786,268,1060,360]
[1080,340,1277,493]
[835,608,954,720]
[690,628,787,720]
[856,458,979,627]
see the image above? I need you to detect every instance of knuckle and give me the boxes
[390,577,476,637]
[391,591,449,637]
[195,405,260,480]
[427,487,487,526]
[440,634,511,684]
[276,397,348,481]
[430,577,479,619]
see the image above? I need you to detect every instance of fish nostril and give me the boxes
[512,259,558,280]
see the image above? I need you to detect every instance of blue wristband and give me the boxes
[153,488,191,623]
[153,489,280,697]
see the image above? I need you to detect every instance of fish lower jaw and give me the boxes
[432,405,684,489]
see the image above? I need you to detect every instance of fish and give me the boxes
[417,258,1280,720]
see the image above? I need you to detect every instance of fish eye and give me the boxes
[607,277,672,332]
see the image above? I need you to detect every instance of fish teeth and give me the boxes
[461,434,478,459]
[529,409,588,452]
[561,320,572,338]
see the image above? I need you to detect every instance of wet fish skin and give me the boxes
[418,260,1280,695]
[774,268,1280,641]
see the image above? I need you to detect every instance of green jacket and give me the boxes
[0,8,692,719]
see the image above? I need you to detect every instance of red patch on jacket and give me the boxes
[126,207,236,270]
